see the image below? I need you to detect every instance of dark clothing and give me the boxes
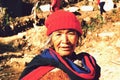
[99,2,106,15]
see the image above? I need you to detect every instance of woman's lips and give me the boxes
[60,46,72,51]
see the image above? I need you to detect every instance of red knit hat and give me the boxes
[45,10,82,36]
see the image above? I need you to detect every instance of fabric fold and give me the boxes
[19,48,100,80]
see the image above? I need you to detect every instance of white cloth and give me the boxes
[103,0,114,11]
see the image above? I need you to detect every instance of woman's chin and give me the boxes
[58,50,73,56]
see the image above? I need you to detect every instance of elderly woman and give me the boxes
[19,10,100,80]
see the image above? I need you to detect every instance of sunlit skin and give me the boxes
[51,29,79,56]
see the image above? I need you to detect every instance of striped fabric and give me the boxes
[19,48,100,80]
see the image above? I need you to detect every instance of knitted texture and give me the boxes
[45,10,82,36]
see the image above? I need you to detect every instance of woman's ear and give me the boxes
[76,36,82,47]
[76,40,79,47]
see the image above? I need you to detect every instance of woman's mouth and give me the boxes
[60,46,72,51]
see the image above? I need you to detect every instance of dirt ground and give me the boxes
[0,1,120,80]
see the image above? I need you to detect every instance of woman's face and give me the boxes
[51,29,79,56]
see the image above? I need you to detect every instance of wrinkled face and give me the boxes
[51,29,79,56]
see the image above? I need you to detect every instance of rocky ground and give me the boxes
[0,1,120,80]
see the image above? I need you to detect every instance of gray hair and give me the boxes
[41,34,53,50]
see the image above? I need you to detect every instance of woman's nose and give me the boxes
[61,34,69,43]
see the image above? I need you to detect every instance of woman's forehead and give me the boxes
[53,29,77,33]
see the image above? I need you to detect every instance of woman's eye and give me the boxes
[55,33,61,36]
[68,31,76,35]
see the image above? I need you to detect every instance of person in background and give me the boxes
[50,0,68,12]
[98,0,114,15]
[19,10,101,80]
[98,0,106,15]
